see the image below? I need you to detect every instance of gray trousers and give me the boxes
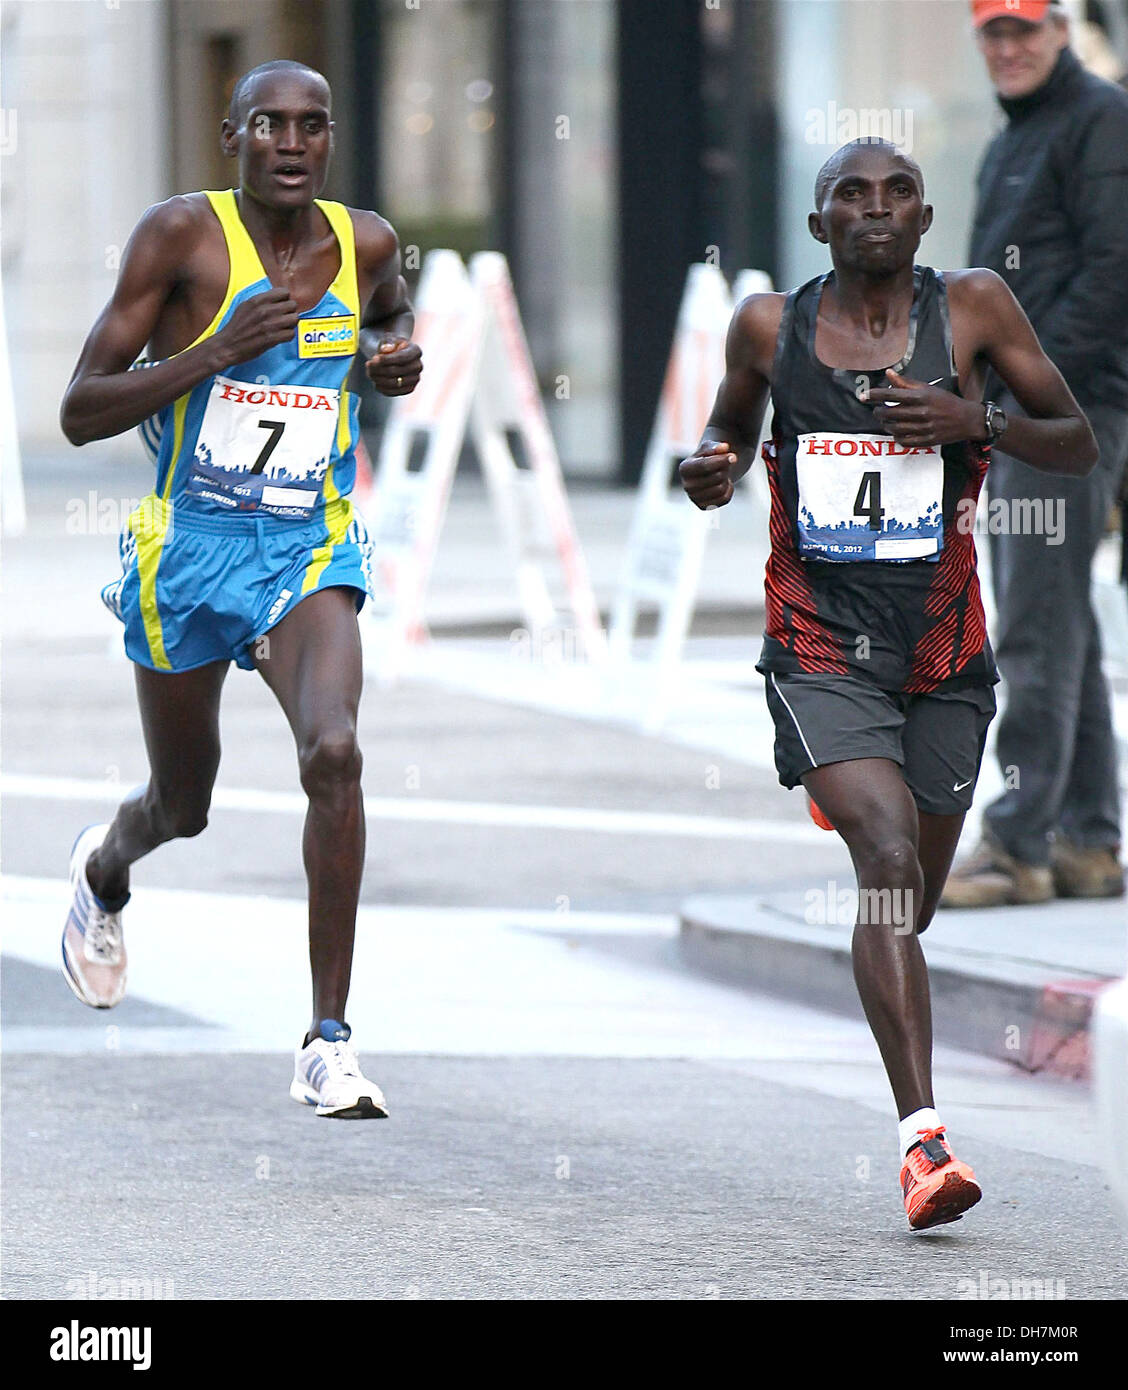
[983,400,1127,866]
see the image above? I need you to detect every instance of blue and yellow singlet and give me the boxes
[150,188,362,521]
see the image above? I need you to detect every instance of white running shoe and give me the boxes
[290,1020,388,1118]
[61,824,129,1009]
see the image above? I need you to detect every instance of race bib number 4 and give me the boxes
[189,376,340,518]
[795,432,944,562]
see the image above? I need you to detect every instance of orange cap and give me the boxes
[971,0,1053,26]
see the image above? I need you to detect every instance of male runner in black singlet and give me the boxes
[680,139,1096,1229]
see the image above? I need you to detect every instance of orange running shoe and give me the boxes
[807,795,835,831]
[900,1126,982,1231]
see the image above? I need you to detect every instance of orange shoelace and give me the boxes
[905,1126,951,1179]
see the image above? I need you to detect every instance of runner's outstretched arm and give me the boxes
[679,293,783,509]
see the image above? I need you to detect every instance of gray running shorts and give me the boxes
[763,671,997,816]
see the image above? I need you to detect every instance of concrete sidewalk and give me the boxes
[679,888,1126,1083]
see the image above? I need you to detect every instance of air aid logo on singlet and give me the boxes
[188,375,341,518]
[795,433,943,562]
[298,314,358,359]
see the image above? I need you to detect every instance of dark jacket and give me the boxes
[969,46,1128,411]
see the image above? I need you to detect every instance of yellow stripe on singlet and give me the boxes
[161,394,190,502]
[301,497,354,595]
[315,198,361,321]
[161,191,269,492]
[137,191,265,661]
[322,457,340,506]
[311,199,360,509]
[188,190,270,350]
[128,396,191,669]
[320,386,355,505]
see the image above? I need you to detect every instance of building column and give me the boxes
[616,0,703,486]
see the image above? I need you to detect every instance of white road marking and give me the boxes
[0,772,827,845]
[2,873,1096,1168]
[0,874,862,1059]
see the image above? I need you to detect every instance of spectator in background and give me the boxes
[1077,2,1128,595]
[1083,4,1128,597]
[941,0,1128,907]
[1073,5,1128,596]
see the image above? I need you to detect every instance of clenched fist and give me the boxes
[364,335,423,397]
[213,287,300,369]
[679,441,737,510]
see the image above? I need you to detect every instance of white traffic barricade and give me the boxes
[468,251,605,667]
[361,249,604,681]
[609,262,734,730]
[360,250,487,680]
[0,277,26,537]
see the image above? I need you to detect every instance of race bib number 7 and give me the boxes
[189,376,340,519]
[795,432,944,562]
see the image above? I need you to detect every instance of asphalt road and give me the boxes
[5,1047,1127,1301]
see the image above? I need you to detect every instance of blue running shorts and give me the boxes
[102,494,373,673]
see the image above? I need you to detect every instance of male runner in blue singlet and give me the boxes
[680,139,1096,1227]
[59,61,422,1118]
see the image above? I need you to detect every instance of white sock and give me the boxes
[899,1107,942,1157]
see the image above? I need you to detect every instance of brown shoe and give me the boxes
[939,831,1054,909]
[1050,838,1125,899]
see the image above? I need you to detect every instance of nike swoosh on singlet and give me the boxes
[953,779,973,791]
[885,377,943,404]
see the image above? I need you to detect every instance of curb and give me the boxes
[678,895,1119,1082]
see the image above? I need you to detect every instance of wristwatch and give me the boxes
[982,400,1008,443]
